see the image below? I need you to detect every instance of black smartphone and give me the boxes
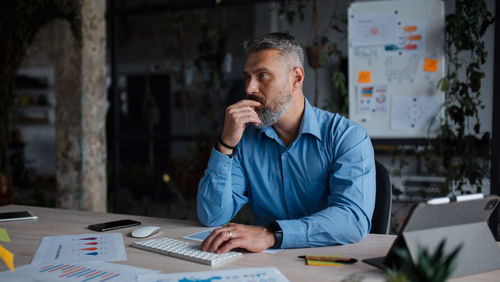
[0,211,38,222]
[88,219,141,232]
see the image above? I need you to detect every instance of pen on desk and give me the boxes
[298,255,357,264]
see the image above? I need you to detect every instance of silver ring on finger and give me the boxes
[228,231,232,239]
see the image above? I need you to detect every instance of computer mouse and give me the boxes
[131,226,161,238]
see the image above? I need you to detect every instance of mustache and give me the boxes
[246,94,266,112]
[247,94,265,104]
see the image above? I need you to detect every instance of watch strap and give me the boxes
[214,144,236,159]
[267,221,283,249]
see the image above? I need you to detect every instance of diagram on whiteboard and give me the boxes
[390,96,442,130]
[353,47,378,65]
[385,54,420,83]
[379,21,426,56]
[349,13,398,46]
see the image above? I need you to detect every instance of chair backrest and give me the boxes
[370,160,392,234]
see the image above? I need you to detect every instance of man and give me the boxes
[197,33,375,254]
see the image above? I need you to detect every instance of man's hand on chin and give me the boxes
[200,223,275,254]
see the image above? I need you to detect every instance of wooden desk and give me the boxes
[1,204,499,281]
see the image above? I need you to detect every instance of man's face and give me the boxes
[243,49,293,129]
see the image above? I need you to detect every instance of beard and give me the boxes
[247,87,293,129]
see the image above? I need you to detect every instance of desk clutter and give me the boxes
[2,202,500,281]
[0,231,290,281]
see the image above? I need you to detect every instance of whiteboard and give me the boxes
[348,0,445,138]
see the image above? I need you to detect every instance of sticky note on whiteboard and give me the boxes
[358,71,371,83]
[424,58,438,72]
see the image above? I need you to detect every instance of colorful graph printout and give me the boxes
[357,85,388,113]
[378,21,426,56]
[137,267,289,282]
[0,262,159,282]
[31,233,127,265]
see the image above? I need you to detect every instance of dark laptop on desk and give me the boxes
[363,195,500,278]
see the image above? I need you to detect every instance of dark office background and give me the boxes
[3,0,499,239]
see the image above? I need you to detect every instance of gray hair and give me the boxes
[243,32,304,70]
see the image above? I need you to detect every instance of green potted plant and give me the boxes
[386,240,462,282]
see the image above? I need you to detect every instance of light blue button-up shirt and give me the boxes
[197,98,375,248]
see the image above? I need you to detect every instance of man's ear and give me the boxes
[292,67,305,90]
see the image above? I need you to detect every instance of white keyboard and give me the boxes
[131,237,243,266]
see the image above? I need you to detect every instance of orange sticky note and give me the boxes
[424,58,438,72]
[0,244,14,272]
[358,71,371,83]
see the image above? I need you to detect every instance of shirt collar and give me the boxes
[257,97,322,141]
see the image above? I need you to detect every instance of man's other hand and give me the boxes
[200,223,275,254]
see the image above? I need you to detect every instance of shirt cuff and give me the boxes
[275,219,306,249]
[206,147,233,176]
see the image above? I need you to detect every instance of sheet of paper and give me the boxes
[0,245,14,272]
[350,13,398,47]
[378,21,426,56]
[391,96,442,130]
[31,233,127,266]
[137,267,289,282]
[0,228,11,243]
[0,261,159,282]
[183,229,282,254]
[182,229,215,242]
[357,85,388,113]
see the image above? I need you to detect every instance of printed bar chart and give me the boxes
[39,263,120,281]
[0,262,159,281]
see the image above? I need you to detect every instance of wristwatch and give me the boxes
[266,221,283,249]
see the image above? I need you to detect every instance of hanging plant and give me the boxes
[278,0,308,28]
[426,0,494,194]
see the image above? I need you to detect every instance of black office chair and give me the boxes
[370,160,392,234]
